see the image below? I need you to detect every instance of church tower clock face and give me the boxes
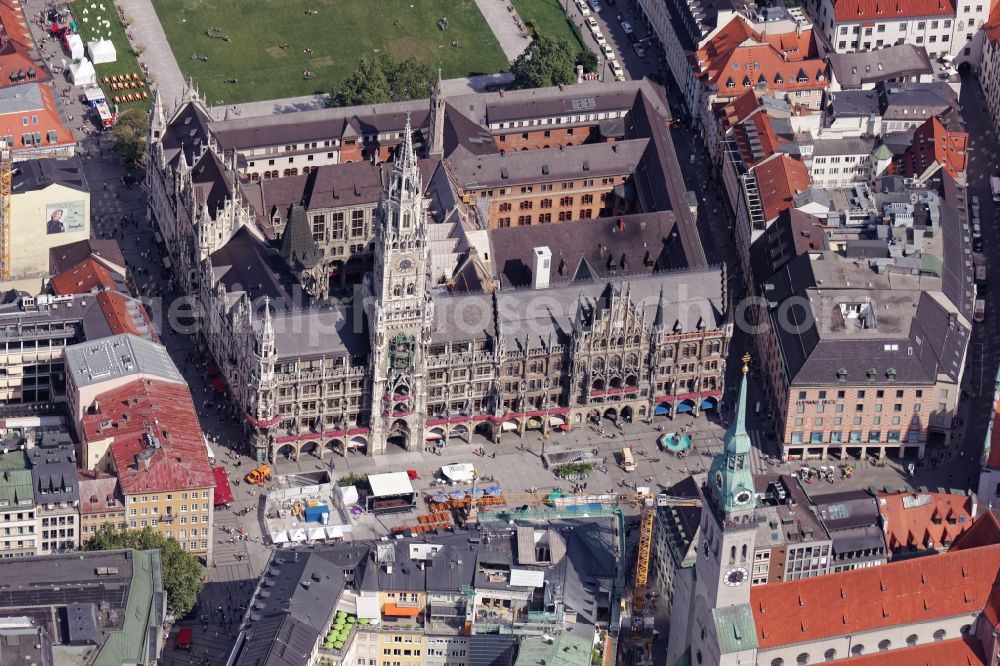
[396,257,414,272]
[724,567,748,587]
[734,489,753,506]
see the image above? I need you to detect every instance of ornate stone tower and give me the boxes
[428,70,445,158]
[363,115,433,455]
[688,354,757,660]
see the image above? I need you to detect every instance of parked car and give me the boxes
[589,0,602,12]
[602,44,616,59]
[609,60,625,81]
[594,31,607,46]
[975,298,986,323]
[621,20,634,34]
[576,0,591,16]
[586,16,599,31]
[633,43,647,57]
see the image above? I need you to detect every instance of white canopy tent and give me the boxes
[65,34,84,60]
[87,39,116,64]
[368,472,414,498]
[69,59,96,86]
[270,530,289,544]
[325,526,344,540]
[308,527,327,541]
[440,463,475,483]
[289,528,307,542]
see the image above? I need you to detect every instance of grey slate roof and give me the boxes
[809,136,875,157]
[827,45,932,89]
[11,157,89,194]
[826,90,881,119]
[237,548,352,666]
[878,82,956,120]
[0,83,43,114]
[430,267,725,349]
[446,139,648,189]
[488,212,690,289]
[757,251,970,387]
[27,442,79,505]
[64,333,183,390]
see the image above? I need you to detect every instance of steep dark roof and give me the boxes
[49,239,126,275]
[161,101,213,165]
[190,149,235,217]
[11,157,88,194]
[489,212,688,289]
[280,205,323,270]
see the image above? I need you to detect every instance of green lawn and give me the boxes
[150,0,510,105]
[71,2,151,113]
[510,0,585,52]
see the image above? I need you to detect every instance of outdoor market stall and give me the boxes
[69,59,96,86]
[86,39,116,64]
[366,471,416,513]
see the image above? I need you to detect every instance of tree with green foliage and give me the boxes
[330,53,433,108]
[576,49,598,74]
[111,108,148,167]
[511,35,577,89]
[84,524,204,619]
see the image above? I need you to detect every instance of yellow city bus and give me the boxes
[621,447,636,472]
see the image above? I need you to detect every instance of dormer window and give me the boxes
[774,73,784,85]
[726,77,736,88]
[837,368,848,381]
[867,368,877,379]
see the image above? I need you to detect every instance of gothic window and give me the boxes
[741,544,748,561]
[402,211,411,229]
[393,285,401,297]
[593,358,605,372]
[626,353,638,367]
[610,356,622,369]
[729,545,736,564]
[407,283,415,295]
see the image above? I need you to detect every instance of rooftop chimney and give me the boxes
[532,246,552,290]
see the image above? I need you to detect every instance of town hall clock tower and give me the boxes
[363,115,433,455]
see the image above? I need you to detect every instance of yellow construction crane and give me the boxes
[0,145,10,280]
[631,501,655,617]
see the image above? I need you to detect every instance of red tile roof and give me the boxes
[986,2,1000,44]
[50,239,127,276]
[95,291,158,342]
[832,0,957,21]
[950,510,1000,551]
[984,571,1000,630]
[50,257,119,295]
[834,637,984,665]
[0,83,74,151]
[899,116,968,180]
[751,153,810,222]
[0,1,52,87]
[77,469,124,516]
[716,89,761,130]
[693,16,827,99]
[878,491,975,553]
[750,542,1000,648]
[83,379,214,495]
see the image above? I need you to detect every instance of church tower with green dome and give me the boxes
[707,353,756,515]
[684,353,760,665]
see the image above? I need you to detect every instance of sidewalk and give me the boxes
[206,73,516,120]
[118,0,186,105]
[472,0,531,62]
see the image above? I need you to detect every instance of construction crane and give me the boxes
[0,145,10,280]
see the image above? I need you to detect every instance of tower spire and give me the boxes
[724,353,752,455]
[400,112,417,174]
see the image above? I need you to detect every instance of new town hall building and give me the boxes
[145,81,734,461]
